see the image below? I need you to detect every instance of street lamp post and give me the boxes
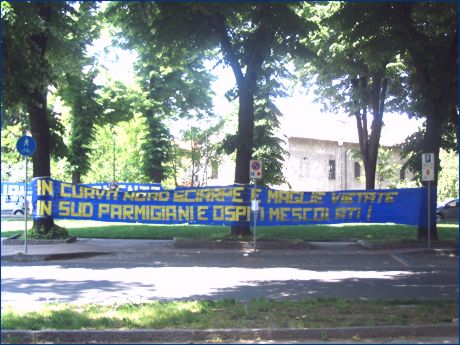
[111,126,116,182]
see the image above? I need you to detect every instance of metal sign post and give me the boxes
[249,160,262,252]
[25,156,28,253]
[16,136,37,254]
[427,181,431,248]
[251,181,258,252]
[421,153,435,248]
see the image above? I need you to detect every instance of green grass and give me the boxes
[1,219,458,243]
[256,223,458,243]
[2,299,457,330]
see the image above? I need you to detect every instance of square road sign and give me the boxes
[421,153,435,181]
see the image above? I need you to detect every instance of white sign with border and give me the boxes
[249,160,262,179]
[421,153,435,181]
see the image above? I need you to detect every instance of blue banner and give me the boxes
[32,177,427,227]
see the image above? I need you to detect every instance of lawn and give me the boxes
[1,218,458,243]
[2,299,457,330]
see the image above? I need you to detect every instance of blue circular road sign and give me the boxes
[16,136,37,156]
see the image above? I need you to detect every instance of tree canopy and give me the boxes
[110,2,315,235]
[2,1,100,232]
[332,2,458,239]
[1,1,457,239]
[299,2,417,190]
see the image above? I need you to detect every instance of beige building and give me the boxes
[205,137,413,192]
[282,137,412,191]
[285,137,362,191]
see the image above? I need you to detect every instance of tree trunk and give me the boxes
[363,163,376,190]
[209,13,269,237]
[417,115,442,240]
[234,84,254,185]
[28,88,54,231]
[72,170,81,185]
[393,2,456,241]
[27,3,54,231]
[231,82,255,237]
[144,110,167,184]
[151,171,163,184]
[353,73,388,190]
[356,109,377,190]
[367,75,388,189]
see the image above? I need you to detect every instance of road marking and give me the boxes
[395,284,458,287]
[390,254,410,267]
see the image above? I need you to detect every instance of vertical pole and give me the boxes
[427,182,431,248]
[205,131,208,186]
[253,179,257,253]
[24,156,28,254]
[112,136,116,182]
[338,141,344,190]
[344,148,348,190]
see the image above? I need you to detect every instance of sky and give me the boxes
[275,95,423,146]
[210,65,424,146]
[92,39,424,146]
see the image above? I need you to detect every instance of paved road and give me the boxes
[1,240,457,307]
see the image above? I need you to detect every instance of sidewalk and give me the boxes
[2,237,113,261]
[1,236,457,262]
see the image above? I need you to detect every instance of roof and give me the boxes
[280,111,423,147]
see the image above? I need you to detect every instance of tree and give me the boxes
[375,148,400,189]
[85,113,152,184]
[349,147,402,189]
[106,2,215,184]
[299,2,408,190]
[114,2,313,236]
[2,2,99,233]
[140,110,173,183]
[400,127,459,203]
[438,149,459,202]
[339,2,458,240]
[305,2,457,240]
[59,71,100,184]
[221,86,289,188]
[398,3,457,240]
[178,121,224,187]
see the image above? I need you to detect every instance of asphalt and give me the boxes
[1,237,459,344]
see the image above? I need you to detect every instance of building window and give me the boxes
[328,160,336,180]
[354,162,361,179]
[400,167,405,180]
[211,161,219,179]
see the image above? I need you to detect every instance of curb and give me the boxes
[1,252,110,262]
[2,235,77,245]
[2,324,458,343]
[357,240,459,255]
[173,238,312,250]
[174,239,458,253]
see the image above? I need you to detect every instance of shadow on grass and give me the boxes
[2,297,457,331]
